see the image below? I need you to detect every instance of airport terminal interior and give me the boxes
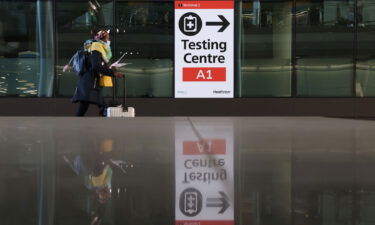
[1,1,375,225]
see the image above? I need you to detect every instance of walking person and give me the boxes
[68,29,123,116]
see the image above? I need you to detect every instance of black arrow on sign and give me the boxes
[206,191,230,214]
[206,15,230,32]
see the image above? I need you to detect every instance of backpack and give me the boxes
[72,49,90,76]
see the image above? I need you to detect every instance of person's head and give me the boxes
[91,29,110,43]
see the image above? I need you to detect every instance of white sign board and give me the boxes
[175,1,234,98]
[175,121,234,225]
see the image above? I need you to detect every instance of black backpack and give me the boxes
[72,49,90,76]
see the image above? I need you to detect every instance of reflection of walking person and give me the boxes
[70,30,123,116]
[63,138,129,225]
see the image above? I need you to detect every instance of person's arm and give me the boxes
[62,54,75,72]
[90,50,115,76]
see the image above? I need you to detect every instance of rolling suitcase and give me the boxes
[106,76,135,117]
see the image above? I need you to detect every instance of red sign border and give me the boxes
[175,1,234,9]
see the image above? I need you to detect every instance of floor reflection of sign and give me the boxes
[180,188,203,217]
[206,191,230,214]
[175,121,234,225]
[183,139,226,155]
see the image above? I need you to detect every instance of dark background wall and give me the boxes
[1,98,375,117]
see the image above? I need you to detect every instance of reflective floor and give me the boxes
[1,117,375,225]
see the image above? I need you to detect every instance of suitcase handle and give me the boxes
[122,76,126,109]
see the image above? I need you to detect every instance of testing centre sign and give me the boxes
[175,122,234,225]
[175,0,234,98]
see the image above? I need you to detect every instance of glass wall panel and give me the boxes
[0,0,54,97]
[0,119,56,225]
[56,0,113,97]
[356,0,375,96]
[239,147,292,225]
[114,1,173,98]
[296,0,354,97]
[240,0,292,97]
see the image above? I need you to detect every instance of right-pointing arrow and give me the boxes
[206,15,230,32]
[206,191,230,214]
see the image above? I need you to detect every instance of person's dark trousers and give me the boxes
[98,105,106,117]
[76,102,106,117]
[76,101,90,116]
